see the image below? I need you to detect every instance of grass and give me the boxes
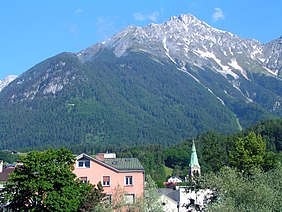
[163,165,173,177]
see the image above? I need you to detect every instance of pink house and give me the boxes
[73,153,145,203]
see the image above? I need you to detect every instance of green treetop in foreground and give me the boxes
[0,148,92,211]
[229,131,266,172]
[202,166,282,211]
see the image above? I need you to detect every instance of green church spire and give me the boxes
[189,140,200,168]
[188,140,201,178]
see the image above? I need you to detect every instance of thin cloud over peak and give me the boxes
[95,17,119,41]
[212,7,225,22]
[133,11,160,22]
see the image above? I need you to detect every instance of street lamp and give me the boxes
[177,201,180,212]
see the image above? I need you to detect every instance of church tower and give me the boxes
[189,140,201,178]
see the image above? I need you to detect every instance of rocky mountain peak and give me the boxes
[80,13,280,81]
[263,36,282,74]
[0,75,17,92]
[169,14,200,26]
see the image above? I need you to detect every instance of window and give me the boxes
[124,194,135,204]
[105,195,112,204]
[79,177,88,184]
[102,176,110,186]
[77,159,90,168]
[78,161,84,167]
[85,160,90,168]
[125,176,133,186]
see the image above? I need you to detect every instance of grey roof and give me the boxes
[76,153,145,172]
[103,158,144,171]
[158,188,180,202]
[0,167,15,183]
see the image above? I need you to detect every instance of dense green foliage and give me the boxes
[202,166,282,211]
[0,150,20,163]
[0,118,281,210]
[0,148,92,211]
[2,49,281,149]
[229,132,266,172]
[119,145,167,185]
[248,119,282,152]
[79,182,106,212]
[108,119,282,183]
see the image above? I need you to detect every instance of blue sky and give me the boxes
[1,0,281,79]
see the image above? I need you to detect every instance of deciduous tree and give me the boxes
[229,131,266,172]
[0,148,90,211]
[202,166,282,211]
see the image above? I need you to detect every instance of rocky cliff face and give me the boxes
[0,75,17,92]
[263,36,282,76]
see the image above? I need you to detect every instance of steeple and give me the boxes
[189,140,201,177]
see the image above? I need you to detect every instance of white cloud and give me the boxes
[74,9,83,14]
[212,8,225,22]
[133,11,160,22]
[148,12,159,22]
[134,12,146,21]
[95,17,119,40]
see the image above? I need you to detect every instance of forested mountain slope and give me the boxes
[0,14,281,149]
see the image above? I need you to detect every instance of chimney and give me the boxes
[0,160,3,172]
[96,153,116,161]
[96,153,105,161]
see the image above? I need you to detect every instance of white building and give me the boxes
[168,176,183,183]
[158,187,213,212]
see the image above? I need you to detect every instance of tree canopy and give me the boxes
[202,166,282,211]
[0,148,91,211]
[229,131,266,172]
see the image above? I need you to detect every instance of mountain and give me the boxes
[80,14,281,78]
[263,35,282,73]
[0,75,17,92]
[0,14,281,150]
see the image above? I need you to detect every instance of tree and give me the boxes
[172,165,182,176]
[141,175,164,212]
[201,166,282,211]
[79,182,107,212]
[0,148,90,211]
[196,132,230,173]
[229,131,266,173]
[94,175,164,212]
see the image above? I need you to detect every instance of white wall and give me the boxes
[158,195,178,212]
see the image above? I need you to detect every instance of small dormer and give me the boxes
[76,156,90,168]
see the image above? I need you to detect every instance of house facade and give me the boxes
[73,153,145,203]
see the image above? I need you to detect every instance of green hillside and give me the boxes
[0,50,282,150]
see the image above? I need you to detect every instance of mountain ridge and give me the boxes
[79,14,281,79]
[0,14,281,149]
